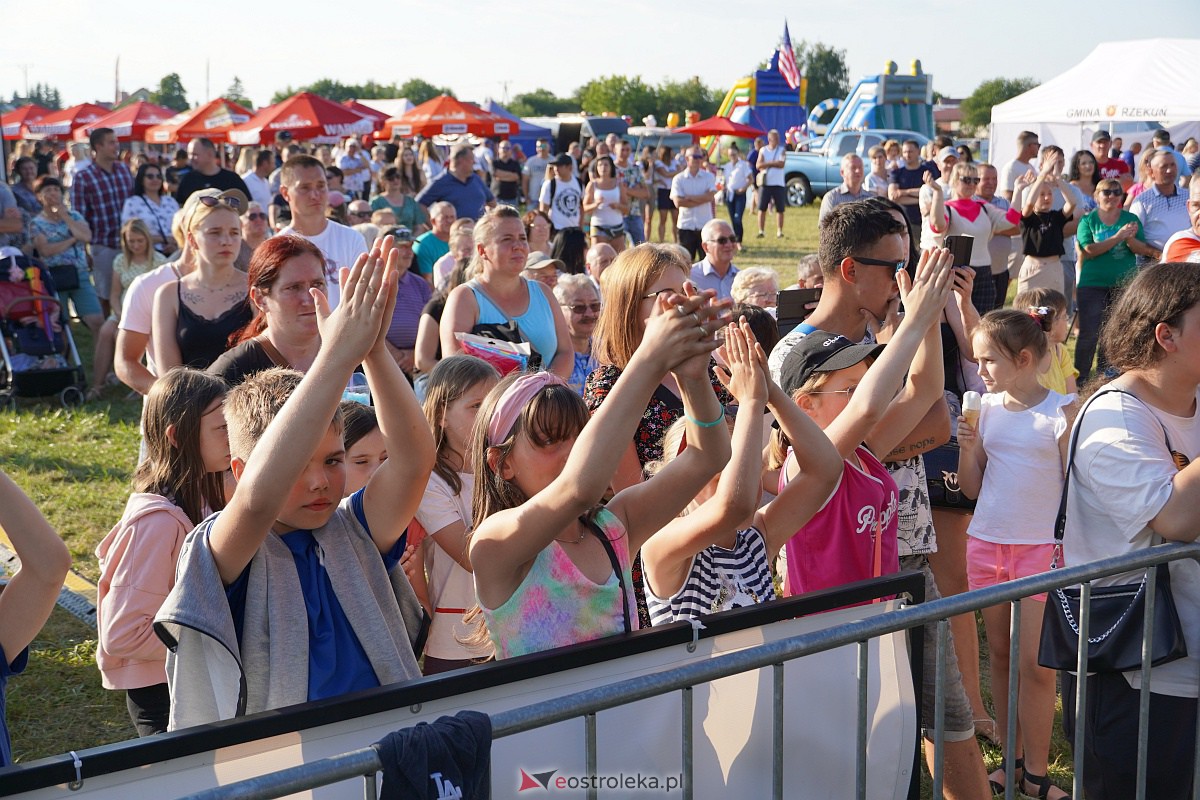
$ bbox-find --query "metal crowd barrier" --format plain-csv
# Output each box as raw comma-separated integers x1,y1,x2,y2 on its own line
177,542,1200,800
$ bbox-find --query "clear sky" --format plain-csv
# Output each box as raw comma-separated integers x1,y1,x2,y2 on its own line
4,0,1193,113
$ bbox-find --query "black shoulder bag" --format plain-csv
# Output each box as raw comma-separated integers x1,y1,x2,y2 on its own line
1037,388,1188,672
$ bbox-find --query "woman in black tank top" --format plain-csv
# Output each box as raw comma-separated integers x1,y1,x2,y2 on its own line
152,190,252,371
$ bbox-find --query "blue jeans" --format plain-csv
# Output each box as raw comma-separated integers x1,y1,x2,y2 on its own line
623,214,645,245
726,191,747,242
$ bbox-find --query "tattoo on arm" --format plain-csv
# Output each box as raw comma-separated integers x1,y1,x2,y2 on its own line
883,436,936,463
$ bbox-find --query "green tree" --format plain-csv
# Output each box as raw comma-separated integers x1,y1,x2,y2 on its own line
960,77,1039,133
224,76,253,109
508,88,576,118
150,73,189,112
655,77,722,124
395,78,453,105
575,75,656,123
11,83,63,110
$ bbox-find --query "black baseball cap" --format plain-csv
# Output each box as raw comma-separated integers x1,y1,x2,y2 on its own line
778,331,885,395
1091,130,1112,143
552,153,573,167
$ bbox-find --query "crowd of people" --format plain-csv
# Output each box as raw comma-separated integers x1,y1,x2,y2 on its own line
2,123,1200,800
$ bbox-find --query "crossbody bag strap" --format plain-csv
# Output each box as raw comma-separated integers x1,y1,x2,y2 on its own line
1056,387,1173,546
580,514,632,635
254,335,291,369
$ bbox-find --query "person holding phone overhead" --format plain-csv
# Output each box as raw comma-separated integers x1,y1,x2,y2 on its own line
927,163,1020,313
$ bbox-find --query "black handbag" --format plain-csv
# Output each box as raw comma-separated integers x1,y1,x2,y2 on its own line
925,438,977,511
46,260,80,292
1037,388,1188,672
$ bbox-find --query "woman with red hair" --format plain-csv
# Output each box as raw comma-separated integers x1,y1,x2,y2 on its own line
206,235,326,386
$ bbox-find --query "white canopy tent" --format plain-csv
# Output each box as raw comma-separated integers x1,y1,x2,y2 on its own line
989,39,1200,169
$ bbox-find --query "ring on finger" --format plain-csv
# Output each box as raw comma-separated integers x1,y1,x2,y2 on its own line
675,304,687,317
697,325,707,340
690,312,700,325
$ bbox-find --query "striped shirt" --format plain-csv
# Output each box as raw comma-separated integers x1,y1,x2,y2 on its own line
646,526,776,626
71,161,133,248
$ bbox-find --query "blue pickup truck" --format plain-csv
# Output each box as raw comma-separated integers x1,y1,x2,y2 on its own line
782,129,931,206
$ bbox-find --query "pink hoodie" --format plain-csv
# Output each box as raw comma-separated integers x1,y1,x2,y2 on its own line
95,494,194,690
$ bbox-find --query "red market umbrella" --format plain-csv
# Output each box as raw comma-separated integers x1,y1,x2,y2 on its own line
379,95,518,139
24,103,109,139
343,100,388,129
75,100,176,142
229,92,374,145
674,116,766,139
2,103,49,140
144,97,255,144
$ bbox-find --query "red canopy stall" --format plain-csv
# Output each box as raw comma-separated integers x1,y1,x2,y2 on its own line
229,92,374,145
144,98,255,144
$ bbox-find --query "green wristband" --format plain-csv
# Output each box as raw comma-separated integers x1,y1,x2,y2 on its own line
685,408,725,428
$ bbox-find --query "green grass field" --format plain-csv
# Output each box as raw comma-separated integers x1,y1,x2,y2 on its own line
1,205,1072,797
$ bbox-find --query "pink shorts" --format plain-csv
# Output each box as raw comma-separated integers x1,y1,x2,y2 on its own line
966,538,1056,603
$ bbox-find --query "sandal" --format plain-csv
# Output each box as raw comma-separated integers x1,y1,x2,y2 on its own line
987,757,1023,797
1021,769,1070,800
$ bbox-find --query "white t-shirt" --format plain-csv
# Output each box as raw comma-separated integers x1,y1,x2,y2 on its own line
538,176,583,230
969,390,1073,545
1064,387,1200,697
119,262,180,378
338,152,370,194
670,169,717,231
523,155,550,205
241,171,273,211
414,471,491,660
999,159,1035,194
758,145,787,187
277,220,368,308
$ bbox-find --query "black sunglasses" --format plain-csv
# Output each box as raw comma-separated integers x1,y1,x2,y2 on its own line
852,255,906,272
1100,189,1123,197
706,236,737,245
246,212,268,221
197,195,242,210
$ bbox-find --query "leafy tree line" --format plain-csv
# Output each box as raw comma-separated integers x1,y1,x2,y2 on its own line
9,55,1035,134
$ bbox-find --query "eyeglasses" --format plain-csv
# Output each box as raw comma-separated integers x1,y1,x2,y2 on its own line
144,173,162,180
706,236,737,245
563,302,602,315
349,211,372,218
806,385,858,398
688,154,705,160
246,212,268,221
197,194,242,211
1100,189,1123,197
642,287,680,300
959,177,981,185
852,255,906,271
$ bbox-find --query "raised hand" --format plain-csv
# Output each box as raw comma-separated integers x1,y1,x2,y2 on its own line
314,235,399,365
899,246,954,328
714,320,767,406
639,286,731,377
950,265,975,306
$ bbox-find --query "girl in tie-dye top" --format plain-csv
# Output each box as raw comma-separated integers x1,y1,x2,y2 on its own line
467,246,734,659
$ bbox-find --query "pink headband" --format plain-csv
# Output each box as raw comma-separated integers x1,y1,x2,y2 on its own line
487,372,567,445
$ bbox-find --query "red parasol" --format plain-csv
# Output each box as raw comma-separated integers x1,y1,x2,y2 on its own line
342,100,388,129
378,95,518,140
674,116,767,139
75,101,176,142
144,98,255,145
2,104,49,141
24,103,109,139
229,92,374,145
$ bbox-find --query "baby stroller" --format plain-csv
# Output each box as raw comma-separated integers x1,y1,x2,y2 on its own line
0,253,87,409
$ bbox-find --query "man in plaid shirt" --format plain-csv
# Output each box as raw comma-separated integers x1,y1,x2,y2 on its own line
71,127,133,317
